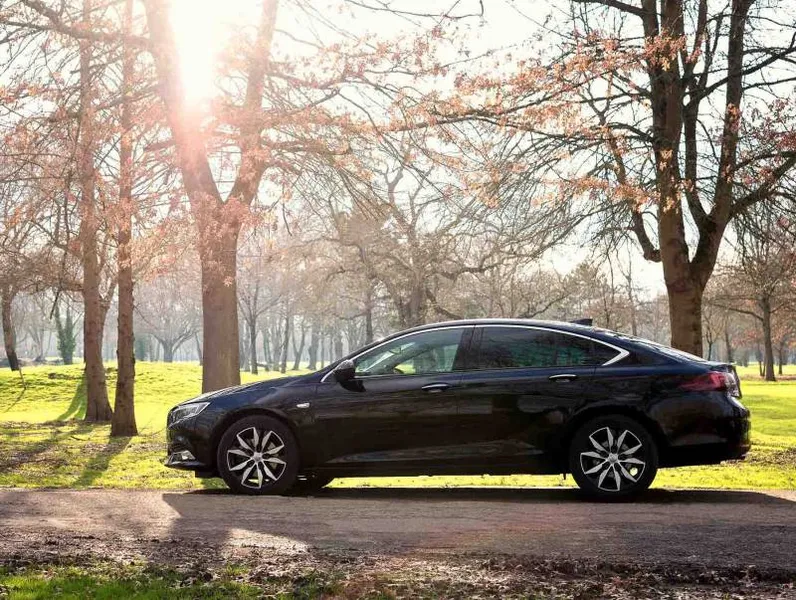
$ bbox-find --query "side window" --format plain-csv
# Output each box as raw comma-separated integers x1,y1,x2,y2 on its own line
476,327,559,369
556,334,618,366
475,327,620,369
354,328,464,377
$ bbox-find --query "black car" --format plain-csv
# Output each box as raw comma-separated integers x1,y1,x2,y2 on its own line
165,319,750,499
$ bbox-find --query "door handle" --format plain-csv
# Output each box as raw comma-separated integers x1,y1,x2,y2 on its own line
549,373,578,382
422,383,451,393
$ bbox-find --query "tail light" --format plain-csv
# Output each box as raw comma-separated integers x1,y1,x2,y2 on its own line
679,371,741,397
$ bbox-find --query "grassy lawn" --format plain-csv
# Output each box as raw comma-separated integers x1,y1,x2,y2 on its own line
0,562,338,599
0,361,793,491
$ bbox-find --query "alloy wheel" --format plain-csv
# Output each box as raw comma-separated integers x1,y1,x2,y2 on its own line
579,426,646,492
225,426,287,490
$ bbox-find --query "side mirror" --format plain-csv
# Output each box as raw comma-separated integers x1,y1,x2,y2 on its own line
332,359,356,383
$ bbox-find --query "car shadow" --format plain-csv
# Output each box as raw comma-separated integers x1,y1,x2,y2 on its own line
177,485,794,505
158,484,796,572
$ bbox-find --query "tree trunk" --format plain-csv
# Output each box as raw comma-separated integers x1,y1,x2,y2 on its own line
334,329,344,361
279,308,291,374
292,322,306,371
761,299,776,382
777,337,787,376
79,0,112,423
239,320,249,370
724,327,734,364
261,323,270,371
111,0,138,438
307,320,319,370
194,332,202,365
199,230,241,390
364,284,375,343
249,318,258,374
1,290,19,371
665,284,703,355
162,342,174,363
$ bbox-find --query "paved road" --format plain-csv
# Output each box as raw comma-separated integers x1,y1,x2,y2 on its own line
1,488,794,570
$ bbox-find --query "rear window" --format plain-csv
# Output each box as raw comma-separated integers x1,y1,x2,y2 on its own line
597,330,707,363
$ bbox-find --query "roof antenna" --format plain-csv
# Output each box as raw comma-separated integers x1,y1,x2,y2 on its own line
571,318,593,326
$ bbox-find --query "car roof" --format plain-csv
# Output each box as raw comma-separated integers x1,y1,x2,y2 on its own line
397,318,603,336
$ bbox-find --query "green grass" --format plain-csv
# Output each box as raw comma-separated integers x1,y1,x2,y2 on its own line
0,361,794,491
0,562,341,599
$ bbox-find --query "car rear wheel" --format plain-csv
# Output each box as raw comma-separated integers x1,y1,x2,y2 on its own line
216,415,299,495
569,414,658,500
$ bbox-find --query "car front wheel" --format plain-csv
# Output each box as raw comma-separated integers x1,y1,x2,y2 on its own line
216,415,299,495
569,415,658,500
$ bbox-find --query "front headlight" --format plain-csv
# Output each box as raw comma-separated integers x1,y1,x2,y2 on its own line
168,402,209,427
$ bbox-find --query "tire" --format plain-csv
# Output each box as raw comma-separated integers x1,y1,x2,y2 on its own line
568,414,658,500
291,473,335,495
216,415,299,495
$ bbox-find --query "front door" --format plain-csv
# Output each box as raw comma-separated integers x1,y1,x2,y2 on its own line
313,326,473,472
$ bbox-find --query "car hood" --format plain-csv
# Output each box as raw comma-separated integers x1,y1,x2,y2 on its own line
174,373,315,407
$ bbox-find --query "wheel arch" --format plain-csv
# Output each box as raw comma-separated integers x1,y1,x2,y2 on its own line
555,405,669,472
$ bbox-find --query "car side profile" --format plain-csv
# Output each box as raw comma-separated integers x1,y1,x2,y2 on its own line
165,319,750,499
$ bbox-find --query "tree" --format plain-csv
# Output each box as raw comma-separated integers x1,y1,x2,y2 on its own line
111,0,138,437
710,205,796,380
54,298,79,365
318,142,577,328
424,0,796,354
137,270,201,363
0,182,41,371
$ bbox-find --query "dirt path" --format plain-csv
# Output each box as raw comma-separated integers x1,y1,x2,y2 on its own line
2,487,795,572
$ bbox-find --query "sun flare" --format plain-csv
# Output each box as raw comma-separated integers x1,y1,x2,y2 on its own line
169,0,226,101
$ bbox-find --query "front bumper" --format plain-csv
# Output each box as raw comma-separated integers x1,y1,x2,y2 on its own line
165,421,214,472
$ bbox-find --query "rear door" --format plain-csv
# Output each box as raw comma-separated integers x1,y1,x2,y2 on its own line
456,325,618,468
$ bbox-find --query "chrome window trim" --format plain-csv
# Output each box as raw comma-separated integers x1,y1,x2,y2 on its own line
319,325,473,383
473,324,630,368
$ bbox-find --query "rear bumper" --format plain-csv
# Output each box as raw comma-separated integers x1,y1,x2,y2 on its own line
663,413,751,467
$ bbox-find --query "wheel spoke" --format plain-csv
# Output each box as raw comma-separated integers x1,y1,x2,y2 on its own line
615,430,628,450
612,465,621,490
618,462,637,482
265,456,286,466
251,427,260,452
230,458,252,471
605,427,614,450
259,430,273,452
620,457,645,466
621,443,642,456
265,444,284,455
597,466,610,487
236,433,252,451
589,434,605,453
255,462,263,488
261,462,277,481
228,448,250,458
584,460,607,475
581,451,605,460
241,463,255,482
